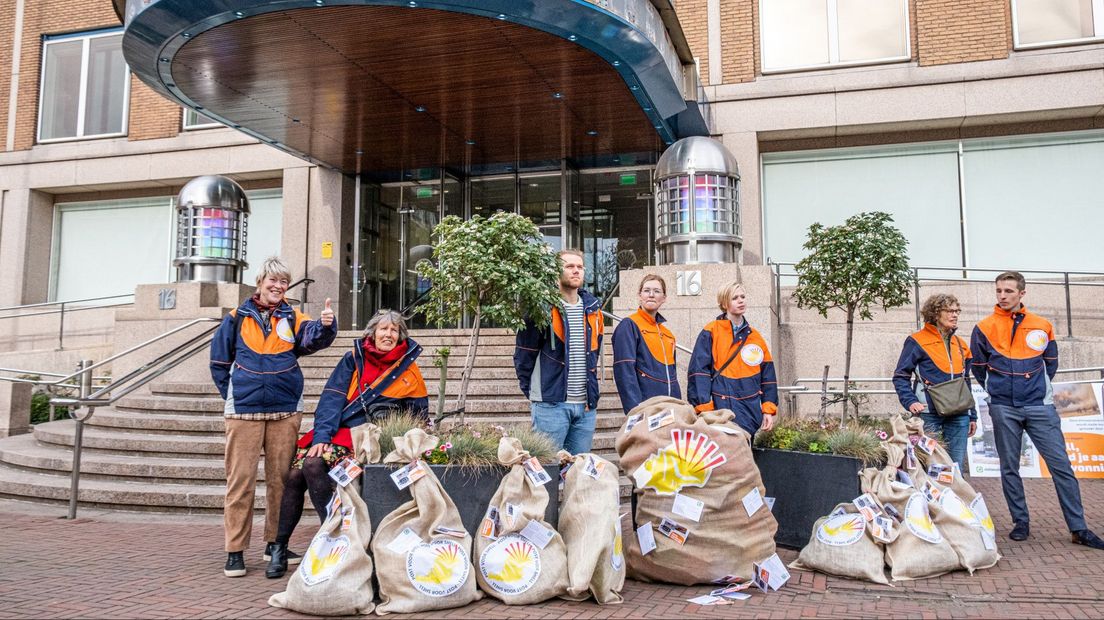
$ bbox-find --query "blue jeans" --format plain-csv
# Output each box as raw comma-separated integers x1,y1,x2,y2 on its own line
530,401,596,455
989,404,1086,532
919,412,971,472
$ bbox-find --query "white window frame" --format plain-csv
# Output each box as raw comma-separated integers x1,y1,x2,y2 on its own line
36,29,130,144
1011,0,1104,50
759,0,912,74
182,107,221,130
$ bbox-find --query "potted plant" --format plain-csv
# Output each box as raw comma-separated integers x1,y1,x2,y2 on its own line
359,414,561,536
753,417,890,548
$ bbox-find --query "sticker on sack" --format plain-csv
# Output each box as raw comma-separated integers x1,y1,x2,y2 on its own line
479,534,542,595
406,540,471,598
611,519,624,570
939,490,981,527
299,534,351,586
632,429,728,496
905,493,944,544
970,494,995,535
816,513,866,546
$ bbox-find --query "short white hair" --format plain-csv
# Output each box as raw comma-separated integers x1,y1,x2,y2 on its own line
254,256,292,286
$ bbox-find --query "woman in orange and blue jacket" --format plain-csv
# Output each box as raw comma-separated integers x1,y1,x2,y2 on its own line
688,281,778,437
613,274,680,413
265,309,427,578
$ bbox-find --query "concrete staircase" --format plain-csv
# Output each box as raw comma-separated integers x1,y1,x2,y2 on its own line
0,329,628,513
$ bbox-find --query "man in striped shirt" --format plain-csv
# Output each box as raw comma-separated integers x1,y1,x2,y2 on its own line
514,249,604,454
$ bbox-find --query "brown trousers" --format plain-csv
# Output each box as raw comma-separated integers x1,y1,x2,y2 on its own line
223,414,302,552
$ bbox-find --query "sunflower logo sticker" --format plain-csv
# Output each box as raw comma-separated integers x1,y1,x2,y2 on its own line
275,317,296,343
939,492,980,527
407,539,470,597
299,534,350,586
740,344,764,367
611,520,624,571
1025,329,1048,352
480,535,541,595
905,494,944,544
970,494,995,535
632,429,728,496
816,513,866,546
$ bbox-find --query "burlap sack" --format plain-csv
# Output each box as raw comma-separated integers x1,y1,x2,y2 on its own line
863,443,960,581
473,437,569,605
371,428,482,615
928,486,1001,573
268,424,381,616
890,416,978,500
557,450,625,604
616,396,778,585
790,502,890,585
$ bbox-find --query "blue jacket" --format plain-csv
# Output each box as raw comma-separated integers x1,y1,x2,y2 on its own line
688,315,778,436
209,298,336,414
312,337,429,445
514,290,604,410
612,308,680,413
971,304,1057,407
892,323,977,420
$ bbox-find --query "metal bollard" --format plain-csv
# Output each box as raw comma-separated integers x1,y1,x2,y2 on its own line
67,359,95,519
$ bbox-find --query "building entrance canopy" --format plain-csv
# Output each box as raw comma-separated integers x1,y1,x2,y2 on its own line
119,0,711,177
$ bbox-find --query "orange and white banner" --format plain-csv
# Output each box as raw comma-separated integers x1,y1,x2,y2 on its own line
967,382,1104,479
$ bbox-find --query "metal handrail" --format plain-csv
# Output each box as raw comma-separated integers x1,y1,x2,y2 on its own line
781,365,1104,399
284,277,315,310
0,293,135,350
769,261,1104,337
0,293,134,313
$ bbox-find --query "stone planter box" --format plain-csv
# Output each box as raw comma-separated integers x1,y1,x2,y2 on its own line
752,448,866,549
360,464,560,537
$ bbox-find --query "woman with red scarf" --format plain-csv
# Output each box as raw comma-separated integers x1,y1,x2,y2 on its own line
265,309,428,578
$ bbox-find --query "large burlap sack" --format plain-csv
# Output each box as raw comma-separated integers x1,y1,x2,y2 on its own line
473,437,569,605
269,424,381,616
616,396,778,585
371,428,482,615
557,450,625,604
863,443,959,581
790,502,890,584
890,416,978,500
928,486,1001,573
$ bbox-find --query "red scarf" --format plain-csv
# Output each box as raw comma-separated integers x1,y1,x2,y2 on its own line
250,293,278,311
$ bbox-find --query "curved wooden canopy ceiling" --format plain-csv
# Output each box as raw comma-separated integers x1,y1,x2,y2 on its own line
167,6,664,175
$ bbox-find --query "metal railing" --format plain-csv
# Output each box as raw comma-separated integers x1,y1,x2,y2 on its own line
768,261,1104,337
0,317,221,518
284,277,315,310
0,294,135,350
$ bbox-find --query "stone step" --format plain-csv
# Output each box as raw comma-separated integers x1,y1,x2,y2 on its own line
0,461,259,513
114,394,627,416
34,420,226,455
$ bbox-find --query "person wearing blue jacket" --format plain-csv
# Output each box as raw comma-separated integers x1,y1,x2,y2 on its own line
613,274,680,414
688,281,777,437
514,249,604,454
892,293,977,471
209,257,336,578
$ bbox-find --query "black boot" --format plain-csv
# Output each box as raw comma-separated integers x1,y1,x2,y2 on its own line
265,543,288,579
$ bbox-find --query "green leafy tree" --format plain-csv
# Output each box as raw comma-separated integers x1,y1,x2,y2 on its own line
416,213,561,421
792,211,912,423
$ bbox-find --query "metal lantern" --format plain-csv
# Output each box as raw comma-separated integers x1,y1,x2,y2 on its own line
654,136,741,264
173,175,250,283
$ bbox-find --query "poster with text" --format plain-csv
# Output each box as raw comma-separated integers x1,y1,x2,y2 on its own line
967,382,1104,479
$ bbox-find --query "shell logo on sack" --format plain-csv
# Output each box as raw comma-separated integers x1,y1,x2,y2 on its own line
632,429,728,496
905,494,944,544
816,513,866,546
611,520,624,570
480,535,541,595
275,317,296,343
740,344,764,367
969,494,995,535
299,534,350,586
1025,329,1048,352
939,491,981,527
407,539,470,597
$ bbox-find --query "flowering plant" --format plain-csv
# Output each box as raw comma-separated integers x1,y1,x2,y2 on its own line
379,414,555,467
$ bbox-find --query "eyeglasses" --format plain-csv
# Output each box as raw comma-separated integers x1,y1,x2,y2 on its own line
942,309,962,315
640,289,665,296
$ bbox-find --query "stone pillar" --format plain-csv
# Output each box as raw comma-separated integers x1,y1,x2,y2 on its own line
0,382,33,438
0,188,53,307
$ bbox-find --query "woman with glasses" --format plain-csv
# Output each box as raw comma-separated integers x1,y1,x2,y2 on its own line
612,274,681,414
892,293,978,470
265,309,428,578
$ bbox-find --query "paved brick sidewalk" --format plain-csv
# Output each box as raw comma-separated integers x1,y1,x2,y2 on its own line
3,477,1104,619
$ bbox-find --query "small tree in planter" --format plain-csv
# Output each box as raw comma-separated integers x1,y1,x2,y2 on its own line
416,213,561,422
792,211,912,424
